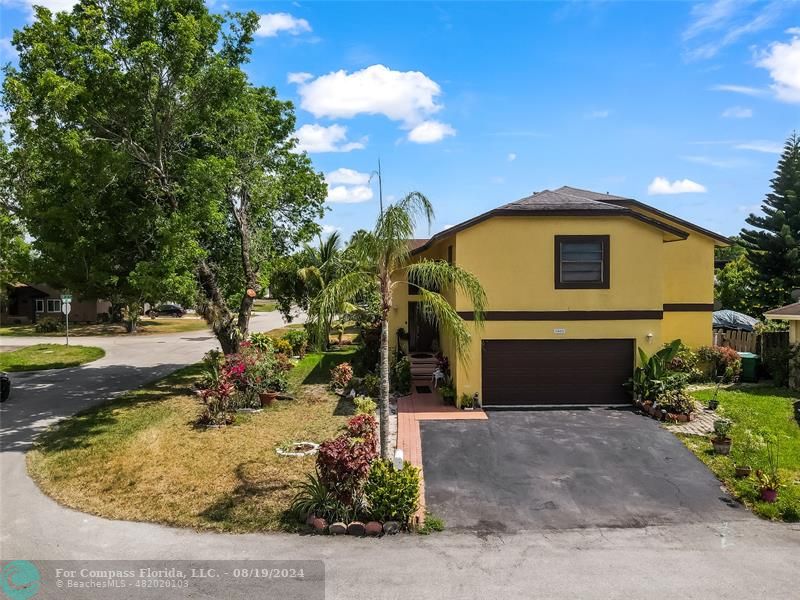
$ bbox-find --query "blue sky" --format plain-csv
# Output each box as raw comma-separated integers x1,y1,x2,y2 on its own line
1,1,799,240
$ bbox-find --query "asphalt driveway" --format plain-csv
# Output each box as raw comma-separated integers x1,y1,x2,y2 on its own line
420,408,752,532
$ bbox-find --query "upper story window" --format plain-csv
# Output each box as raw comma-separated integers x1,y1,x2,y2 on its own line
554,235,610,289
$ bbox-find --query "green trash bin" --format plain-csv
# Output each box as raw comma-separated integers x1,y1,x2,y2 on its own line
737,351,759,383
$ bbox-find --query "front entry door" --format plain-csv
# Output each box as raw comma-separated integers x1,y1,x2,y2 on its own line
408,301,437,352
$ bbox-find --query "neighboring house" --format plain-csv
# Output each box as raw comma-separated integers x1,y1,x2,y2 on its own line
1,283,111,325
390,186,729,408
765,303,800,344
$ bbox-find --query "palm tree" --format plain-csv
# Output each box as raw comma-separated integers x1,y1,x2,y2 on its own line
316,193,487,458
298,232,346,349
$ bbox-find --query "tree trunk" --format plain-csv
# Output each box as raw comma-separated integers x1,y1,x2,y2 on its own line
379,315,391,459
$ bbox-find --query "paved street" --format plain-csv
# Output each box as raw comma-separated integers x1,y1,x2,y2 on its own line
1,314,798,599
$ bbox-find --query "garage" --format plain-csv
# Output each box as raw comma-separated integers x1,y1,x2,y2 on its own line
481,339,634,406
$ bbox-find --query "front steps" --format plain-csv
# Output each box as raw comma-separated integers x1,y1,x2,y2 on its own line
409,353,438,379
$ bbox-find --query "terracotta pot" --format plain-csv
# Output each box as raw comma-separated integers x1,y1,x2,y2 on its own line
734,465,752,479
259,391,278,407
712,437,732,455
760,488,778,503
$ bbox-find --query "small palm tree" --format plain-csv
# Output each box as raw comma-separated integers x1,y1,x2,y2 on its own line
298,232,342,349
316,192,487,457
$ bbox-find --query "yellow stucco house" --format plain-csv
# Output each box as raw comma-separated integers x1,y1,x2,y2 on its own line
389,186,730,408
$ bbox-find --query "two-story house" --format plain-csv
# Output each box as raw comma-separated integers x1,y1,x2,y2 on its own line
389,186,730,408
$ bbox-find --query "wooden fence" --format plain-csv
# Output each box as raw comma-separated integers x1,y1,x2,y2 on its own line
713,329,790,354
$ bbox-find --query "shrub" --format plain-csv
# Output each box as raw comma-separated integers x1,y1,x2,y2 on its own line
197,377,236,426
248,332,273,353
330,362,353,391
364,459,421,524
657,373,697,414
315,415,377,508
273,338,293,356
763,346,791,387
354,396,377,416
362,373,380,397
34,316,64,333
289,474,348,523
626,339,682,400
346,414,377,441
391,356,411,394
283,329,309,356
698,346,742,382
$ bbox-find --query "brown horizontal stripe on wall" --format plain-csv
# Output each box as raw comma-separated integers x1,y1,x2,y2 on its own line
662,303,714,312
457,310,663,321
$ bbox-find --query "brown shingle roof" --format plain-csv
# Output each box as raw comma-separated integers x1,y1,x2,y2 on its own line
408,238,429,251
764,302,800,319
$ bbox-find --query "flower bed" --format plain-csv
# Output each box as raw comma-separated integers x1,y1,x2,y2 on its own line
288,414,422,535
196,335,293,426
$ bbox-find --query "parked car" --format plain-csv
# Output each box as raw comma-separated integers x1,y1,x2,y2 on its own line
1,372,9,402
146,304,185,318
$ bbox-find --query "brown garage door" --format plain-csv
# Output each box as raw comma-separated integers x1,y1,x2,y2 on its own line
482,339,634,406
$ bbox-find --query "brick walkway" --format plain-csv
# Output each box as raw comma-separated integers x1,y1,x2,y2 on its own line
397,380,487,526
664,408,717,436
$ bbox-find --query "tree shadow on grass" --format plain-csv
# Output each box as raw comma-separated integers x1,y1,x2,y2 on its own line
199,460,296,529
2,363,202,453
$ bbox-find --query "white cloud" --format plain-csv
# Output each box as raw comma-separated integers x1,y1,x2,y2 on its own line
490,176,506,184
325,168,370,185
756,34,800,103
0,0,77,15
407,120,456,144
681,155,749,168
585,109,611,119
255,13,311,38
710,83,767,96
326,185,373,204
721,106,752,118
507,152,517,162
734,140,783,153
320,224,341,235
291,64,455,142
294,123,366,153
683,0,786,60
647,177,707,195
287,72,313,84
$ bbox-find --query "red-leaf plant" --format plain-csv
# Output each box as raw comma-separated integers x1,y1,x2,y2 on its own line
316,415,378,506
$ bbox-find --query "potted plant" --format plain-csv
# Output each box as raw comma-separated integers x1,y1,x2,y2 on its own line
734,430,762,478
711,418,732,455
460,393,474,411
756,435,781,503
440,385,456,405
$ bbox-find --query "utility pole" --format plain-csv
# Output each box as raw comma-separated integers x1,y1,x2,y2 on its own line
371,159,384,215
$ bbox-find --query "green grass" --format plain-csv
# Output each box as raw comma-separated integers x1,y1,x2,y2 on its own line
252,299,278,313
0,343,105,372
418,512,445,535
0,318,210,337
288,345,359,387
682,386,800,522
27,353,358,532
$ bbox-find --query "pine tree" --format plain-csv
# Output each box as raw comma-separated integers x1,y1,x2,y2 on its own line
740,132,800,313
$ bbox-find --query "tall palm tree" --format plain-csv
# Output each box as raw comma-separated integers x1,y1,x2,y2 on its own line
316,193,487,457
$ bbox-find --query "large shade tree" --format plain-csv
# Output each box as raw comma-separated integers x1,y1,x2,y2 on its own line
2,0,325,348
740,132,800,314
315,194,487,458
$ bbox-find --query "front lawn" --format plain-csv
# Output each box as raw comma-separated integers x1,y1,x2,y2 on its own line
27,347,359,532
682,386,800,522
252,299,278,312
0,343,105,372
0,318,210,337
